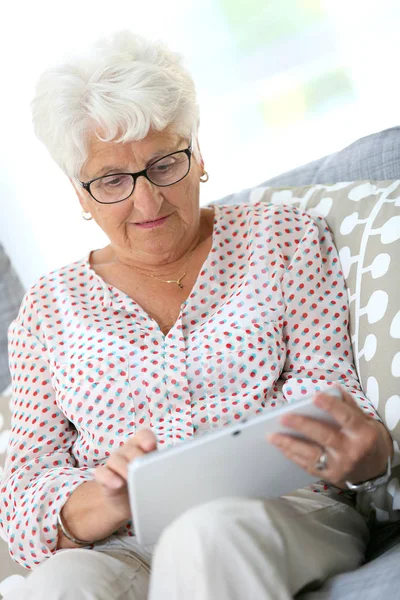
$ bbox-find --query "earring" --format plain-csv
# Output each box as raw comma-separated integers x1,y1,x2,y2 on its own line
200,170,209,183
82,210,93,221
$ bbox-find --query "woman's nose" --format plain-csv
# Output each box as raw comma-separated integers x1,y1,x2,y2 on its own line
132,176,163,218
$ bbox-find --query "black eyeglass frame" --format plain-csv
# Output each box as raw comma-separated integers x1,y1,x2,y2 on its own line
77,141,193,205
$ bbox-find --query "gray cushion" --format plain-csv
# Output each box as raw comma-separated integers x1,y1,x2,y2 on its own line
0,249,25,587
297,526,400,600
0,390,26,584
0,245,24,391
265,126,400,186
213,126,400,205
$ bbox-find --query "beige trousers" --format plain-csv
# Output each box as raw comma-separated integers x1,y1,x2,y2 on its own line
9,489,369,600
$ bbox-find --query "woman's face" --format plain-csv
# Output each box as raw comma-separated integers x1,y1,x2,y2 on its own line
75,128,203,266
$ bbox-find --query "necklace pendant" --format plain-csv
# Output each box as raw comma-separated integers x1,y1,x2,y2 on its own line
176,273,186,289
138,268,187,289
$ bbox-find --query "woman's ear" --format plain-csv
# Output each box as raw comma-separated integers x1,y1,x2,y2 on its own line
69,178,90,212
193,137,205,171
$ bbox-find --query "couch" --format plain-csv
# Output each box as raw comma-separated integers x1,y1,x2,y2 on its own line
1,127,399,598
215,125,400,599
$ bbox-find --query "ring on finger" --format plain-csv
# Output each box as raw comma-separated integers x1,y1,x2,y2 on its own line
315,450,329,471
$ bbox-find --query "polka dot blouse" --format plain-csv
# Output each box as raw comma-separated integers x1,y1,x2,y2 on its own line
0,203,378,569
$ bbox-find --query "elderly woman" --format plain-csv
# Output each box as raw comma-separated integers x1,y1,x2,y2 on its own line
0,31,394,600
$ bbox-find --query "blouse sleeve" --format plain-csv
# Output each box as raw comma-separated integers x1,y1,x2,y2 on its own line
279,209,379,419
0,304,94,569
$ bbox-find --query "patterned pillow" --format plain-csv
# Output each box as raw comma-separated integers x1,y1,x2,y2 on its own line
250,180,400,518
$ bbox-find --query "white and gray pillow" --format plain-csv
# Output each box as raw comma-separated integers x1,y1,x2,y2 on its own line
250,180,400,519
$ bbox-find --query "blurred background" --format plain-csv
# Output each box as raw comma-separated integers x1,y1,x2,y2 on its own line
0,0,399,288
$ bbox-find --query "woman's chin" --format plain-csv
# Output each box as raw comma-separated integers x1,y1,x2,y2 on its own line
127,233,184,263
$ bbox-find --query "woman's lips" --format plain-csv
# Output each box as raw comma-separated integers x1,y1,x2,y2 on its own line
133,215,170,229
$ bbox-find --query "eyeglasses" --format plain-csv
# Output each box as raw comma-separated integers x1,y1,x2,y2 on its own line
78,141,192,204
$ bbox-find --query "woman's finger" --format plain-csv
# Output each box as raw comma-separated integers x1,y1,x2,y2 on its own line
95,464,126,490
313,391,366,433
95,429,157,491
132,428,157,452
268,433,329,476
106,444,146,480
279,413,344,450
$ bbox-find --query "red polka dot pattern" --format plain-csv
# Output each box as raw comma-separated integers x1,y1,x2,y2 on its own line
0,203,377,569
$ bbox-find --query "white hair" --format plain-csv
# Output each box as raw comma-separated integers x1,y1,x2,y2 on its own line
31,30,200,179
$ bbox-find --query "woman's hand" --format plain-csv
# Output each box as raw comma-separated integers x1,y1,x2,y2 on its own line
269,386,393,488
94,429,157,520
57,430,157,549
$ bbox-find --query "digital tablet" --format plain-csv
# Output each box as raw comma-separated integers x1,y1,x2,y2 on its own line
128,394,338,545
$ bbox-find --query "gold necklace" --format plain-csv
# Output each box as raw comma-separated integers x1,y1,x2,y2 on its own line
126,249,196,289
145,270,187,289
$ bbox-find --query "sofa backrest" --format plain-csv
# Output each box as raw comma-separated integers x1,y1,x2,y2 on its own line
213,126,400,205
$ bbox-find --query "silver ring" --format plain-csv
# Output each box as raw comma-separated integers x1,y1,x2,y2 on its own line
315,451,328,471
